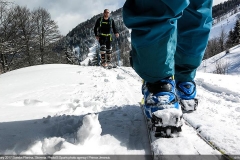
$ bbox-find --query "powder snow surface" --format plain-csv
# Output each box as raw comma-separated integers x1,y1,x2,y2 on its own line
0,63,240,156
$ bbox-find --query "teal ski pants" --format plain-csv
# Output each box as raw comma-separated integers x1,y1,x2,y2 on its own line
123,0,213,83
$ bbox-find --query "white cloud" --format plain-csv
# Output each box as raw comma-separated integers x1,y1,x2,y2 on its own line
7,0,125,35
213,0,225,6
7,0,226,35
55,14,85,35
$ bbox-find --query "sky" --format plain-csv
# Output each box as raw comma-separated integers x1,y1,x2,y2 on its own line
7,0,226,35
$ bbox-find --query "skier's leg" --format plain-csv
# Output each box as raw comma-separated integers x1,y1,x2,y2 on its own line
175,0,213,111
106,36,112,64
123,0,189,136
99,36,107,67
123,0,189,83
175,0,213,82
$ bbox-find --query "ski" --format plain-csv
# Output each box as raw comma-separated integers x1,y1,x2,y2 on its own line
183,115,232,160
180,99,232,159
101,63,118,69
139,98,228,160
106,65,117,69
139,100,155,160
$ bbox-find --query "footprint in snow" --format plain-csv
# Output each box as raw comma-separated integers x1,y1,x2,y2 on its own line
235,107,240,112
24,99,45,106
117,74,125,80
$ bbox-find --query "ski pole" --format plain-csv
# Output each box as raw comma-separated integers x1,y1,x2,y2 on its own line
116,38,120,67
97,41,100,66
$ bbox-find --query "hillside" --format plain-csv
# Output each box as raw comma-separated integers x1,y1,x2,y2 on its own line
59,8,130,65
210,11,240,40
52,2,240,66
198,44,240,74
72,6,240,66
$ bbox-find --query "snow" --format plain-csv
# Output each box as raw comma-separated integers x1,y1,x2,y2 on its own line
183,72,240,155
0,65,150,155
153,108,182,127
1,63,240,157
198,44,240,75
81,42,98,66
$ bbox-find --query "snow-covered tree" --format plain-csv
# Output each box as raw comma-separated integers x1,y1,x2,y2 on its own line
13,6,36,66
0,1,17,72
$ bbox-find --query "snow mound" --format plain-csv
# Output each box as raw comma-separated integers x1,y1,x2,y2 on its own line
20,114,144,155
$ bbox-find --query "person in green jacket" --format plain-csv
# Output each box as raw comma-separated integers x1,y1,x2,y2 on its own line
94,9,119,67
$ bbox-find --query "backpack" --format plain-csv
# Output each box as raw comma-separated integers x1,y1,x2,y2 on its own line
99,17,112,29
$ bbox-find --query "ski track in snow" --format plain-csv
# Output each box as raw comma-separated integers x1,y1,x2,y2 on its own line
0,65,240,158
183,75,240,155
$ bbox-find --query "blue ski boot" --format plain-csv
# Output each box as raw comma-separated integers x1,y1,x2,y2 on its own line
142,77,183,137
176,81,198,112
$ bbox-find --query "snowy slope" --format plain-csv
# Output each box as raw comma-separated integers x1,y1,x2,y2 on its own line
81,42,99,66
0,65,148,155
210,12,240,40
198,44,240,75
0,64,240,157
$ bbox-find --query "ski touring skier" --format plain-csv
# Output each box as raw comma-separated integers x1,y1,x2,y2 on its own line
94,9,119,68
123,0,213,137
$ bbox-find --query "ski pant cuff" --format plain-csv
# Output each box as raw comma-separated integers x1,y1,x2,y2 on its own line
174,52,203,82
130,35,176,83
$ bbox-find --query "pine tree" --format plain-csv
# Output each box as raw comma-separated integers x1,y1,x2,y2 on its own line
233,20,240,45
226,30,234,49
